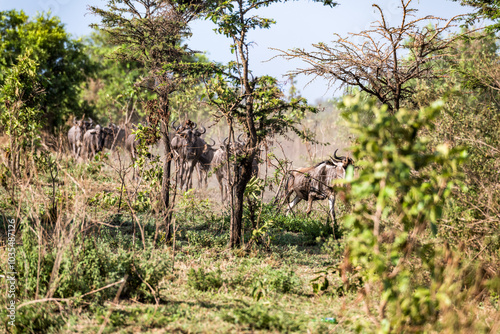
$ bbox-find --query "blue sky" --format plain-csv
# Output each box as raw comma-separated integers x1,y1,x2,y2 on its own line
1,0,474,102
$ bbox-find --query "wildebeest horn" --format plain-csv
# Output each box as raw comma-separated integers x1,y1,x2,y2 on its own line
192,122,197,129
333,149,344,161
223,137,228,146
171,120,179,131
237,133,244,143
198,125,206,134
208,138,215,146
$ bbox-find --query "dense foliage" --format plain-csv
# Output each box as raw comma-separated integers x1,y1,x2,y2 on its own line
0,10,94,130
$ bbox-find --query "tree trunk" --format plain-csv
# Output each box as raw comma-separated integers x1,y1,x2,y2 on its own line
161,123,172,242
159,96,173,242
229,157,254,248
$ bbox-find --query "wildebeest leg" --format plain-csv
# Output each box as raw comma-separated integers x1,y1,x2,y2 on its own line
216,173,224,201
202,168,208,189
286,196,301,216
184,160,195,191
189,161,197,190
197,164,203,189
179,161,188,189
306,195,314,215
174,158,181,187
329,195,337,238
129,151,136,180
76,142,81,159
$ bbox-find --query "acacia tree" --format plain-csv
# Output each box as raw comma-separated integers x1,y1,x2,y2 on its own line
452,0,500,31
89,0,208,241
277,0,481,112
204,0,336,247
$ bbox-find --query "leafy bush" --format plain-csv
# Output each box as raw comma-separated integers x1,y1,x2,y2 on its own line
186,230,227,248
266,268,302,294
339,95,496,332
256,205,334,243
56,235,170,303
2,305,65,334
321,235,346,259
187,267,225,292
223,303,304,332
15,226,170,306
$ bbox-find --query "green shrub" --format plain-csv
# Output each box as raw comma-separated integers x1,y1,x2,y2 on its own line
2,305,65,334
187,267,225,292
56,236,170,303
321,235,346,259
249,266,302,300
185,230,227,248
223,303,304,332
339,96,491,332
16,227,55,299
15,227,170,306
266,268,302,294
257,205,334,243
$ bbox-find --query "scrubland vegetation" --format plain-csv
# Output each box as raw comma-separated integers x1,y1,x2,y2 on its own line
1,0,500,333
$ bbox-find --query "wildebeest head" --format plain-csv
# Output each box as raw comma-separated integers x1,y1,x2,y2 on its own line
176,128,198,159
221,134,245,155
103,123,126,149
330,149,354,169
84,118,93,130
171,119,199,134
89,125,112,151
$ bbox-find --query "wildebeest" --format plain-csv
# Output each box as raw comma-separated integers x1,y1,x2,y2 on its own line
211,135,259,201
103,123,126,150
68,117,93,158
281,149,354,226
82,125,112,161
125,133,139,161
196,138,216,189
171,120,207,190
124,132,154,179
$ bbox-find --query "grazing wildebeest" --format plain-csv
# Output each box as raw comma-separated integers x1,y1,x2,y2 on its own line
211,135,259,201
82,125,112,161
282,149,354,226
171,121,207,190
103,123,126,150
68,117,93,158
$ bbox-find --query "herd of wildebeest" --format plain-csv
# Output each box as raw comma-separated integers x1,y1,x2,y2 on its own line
67,116,354,220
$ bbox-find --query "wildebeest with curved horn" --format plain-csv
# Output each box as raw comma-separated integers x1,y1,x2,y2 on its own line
281,149,354,228
68,116,93,159
171,121,207,190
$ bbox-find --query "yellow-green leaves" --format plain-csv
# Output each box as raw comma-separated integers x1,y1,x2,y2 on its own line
341,95,467,332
